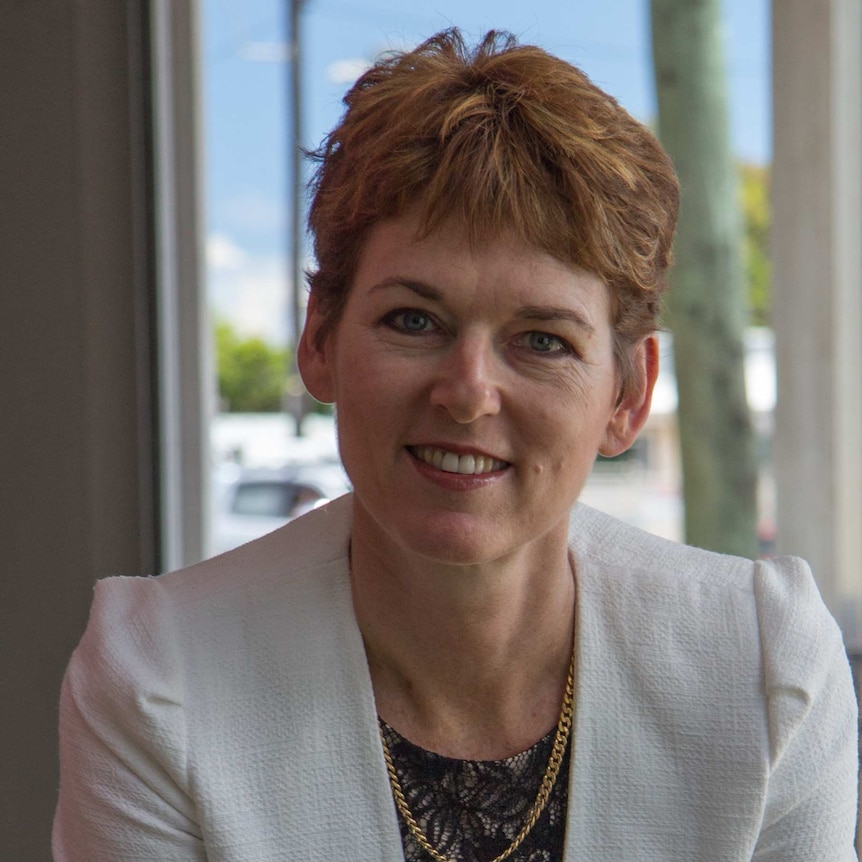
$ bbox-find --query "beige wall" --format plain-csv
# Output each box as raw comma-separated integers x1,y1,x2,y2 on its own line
0,3,157,858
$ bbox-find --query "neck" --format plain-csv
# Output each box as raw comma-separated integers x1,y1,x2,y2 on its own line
349,502,576,760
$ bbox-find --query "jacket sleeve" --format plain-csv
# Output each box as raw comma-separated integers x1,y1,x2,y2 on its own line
752,556,859,861
53,576,207,861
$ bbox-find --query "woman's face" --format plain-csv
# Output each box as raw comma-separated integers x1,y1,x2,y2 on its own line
300,213,656,567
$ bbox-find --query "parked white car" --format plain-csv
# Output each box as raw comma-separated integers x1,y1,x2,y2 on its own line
210,460,350,555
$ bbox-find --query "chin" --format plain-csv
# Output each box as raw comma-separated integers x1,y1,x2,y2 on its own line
370,506,509,567
400,511,561,569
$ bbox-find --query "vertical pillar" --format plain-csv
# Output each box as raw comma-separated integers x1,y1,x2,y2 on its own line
772,0,862,648
0,3,157,859
152,0,211,570
0,2,209,857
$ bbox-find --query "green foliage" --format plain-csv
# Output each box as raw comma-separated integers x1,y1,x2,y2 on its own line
738,162,771,326
215,320,290,412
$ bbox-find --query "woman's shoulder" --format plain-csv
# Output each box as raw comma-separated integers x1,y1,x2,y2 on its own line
63,492,358,747
570,502,756,590
95,491,353,612
571,504,856,786
570,502,849,693
74,493,355,691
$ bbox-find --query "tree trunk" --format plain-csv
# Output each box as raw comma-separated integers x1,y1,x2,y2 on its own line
650,0,759,557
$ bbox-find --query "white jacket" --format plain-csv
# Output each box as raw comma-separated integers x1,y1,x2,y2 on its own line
53,494,859,860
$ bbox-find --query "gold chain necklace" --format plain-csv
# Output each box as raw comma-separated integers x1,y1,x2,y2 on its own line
378,645,576,862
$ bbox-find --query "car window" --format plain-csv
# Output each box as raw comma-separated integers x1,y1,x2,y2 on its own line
231,481,302,518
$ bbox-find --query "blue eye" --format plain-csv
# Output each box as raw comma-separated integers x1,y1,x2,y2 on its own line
385,309,434,333
525,331,569,353
401,310,430,331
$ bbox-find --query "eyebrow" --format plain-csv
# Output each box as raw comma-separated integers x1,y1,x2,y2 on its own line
516,305,596,336
370,278,597,335
369,278,442,301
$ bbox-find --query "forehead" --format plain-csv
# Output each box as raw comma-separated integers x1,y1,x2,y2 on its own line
351,213,611,320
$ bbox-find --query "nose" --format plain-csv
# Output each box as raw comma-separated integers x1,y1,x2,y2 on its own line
429,335,502,423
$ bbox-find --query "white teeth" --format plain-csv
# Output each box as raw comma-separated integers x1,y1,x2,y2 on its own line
458,454,476,475
441,451,460,473
412,447,505,475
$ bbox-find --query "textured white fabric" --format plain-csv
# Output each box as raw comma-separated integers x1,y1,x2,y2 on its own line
53,494,859,861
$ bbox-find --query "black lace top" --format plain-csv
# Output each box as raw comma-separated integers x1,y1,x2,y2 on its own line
380,721,570,862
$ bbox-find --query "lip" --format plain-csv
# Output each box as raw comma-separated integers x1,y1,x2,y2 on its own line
405,444,510,488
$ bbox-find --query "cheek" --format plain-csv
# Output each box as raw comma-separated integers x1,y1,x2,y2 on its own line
332,362,401,450
518,392,615,473
537,356,614,406
528,368,613,425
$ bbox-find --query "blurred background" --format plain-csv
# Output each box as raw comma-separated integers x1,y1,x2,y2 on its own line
2,1,860,857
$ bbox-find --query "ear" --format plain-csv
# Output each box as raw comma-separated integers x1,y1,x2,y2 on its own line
599,334,659,457
297,294,337,404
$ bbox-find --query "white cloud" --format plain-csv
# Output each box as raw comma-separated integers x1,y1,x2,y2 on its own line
207,233,247,271
206,234,299,344
326,57,372,85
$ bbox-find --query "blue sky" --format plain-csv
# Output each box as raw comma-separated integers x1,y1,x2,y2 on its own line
202,0,770,342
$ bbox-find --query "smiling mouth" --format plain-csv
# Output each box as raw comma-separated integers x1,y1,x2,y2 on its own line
409,446,509,475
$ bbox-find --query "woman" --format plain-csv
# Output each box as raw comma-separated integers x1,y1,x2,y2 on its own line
54,30,858,861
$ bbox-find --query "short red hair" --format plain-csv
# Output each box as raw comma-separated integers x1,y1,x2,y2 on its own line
307,29,679,393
